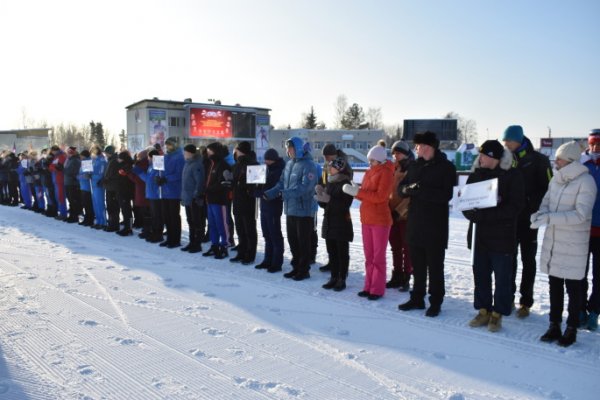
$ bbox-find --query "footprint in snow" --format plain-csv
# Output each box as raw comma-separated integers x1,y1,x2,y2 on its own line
135,299,148,304
252,327,268,334
98,257,107,261
77,365,95,375
78,320,98,327
433,352,448,360
234,377,303,397
337,329,350,336
130,276,141,281
214,283,241,288
201,327,226,337
105,265,115,269
112,337,141,346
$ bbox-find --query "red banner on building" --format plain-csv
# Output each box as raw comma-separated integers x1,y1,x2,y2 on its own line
189,108,232,138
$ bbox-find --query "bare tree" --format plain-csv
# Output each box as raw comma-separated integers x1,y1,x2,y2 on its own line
383,124,403,142
366,107,383,129
333,94,348,129
444,112,478,143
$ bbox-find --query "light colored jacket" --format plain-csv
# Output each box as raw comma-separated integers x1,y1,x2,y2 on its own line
532,161,597,280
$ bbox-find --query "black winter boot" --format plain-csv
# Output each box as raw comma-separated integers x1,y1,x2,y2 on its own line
187,243,202,254
558,326,577,347
322,276,338,290
540,322,562,343
333,278,346,292
398,298,426,311
214,245,228,259
202,245,217,257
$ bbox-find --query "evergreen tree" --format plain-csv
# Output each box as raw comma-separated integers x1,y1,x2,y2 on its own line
341,103,365,129
303,106,317,129
119,129,127,150
90,120,106,148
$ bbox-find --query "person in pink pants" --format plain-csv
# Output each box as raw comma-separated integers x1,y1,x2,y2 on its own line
343,144,394,300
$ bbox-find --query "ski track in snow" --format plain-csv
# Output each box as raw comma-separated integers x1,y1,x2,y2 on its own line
0,206,599,399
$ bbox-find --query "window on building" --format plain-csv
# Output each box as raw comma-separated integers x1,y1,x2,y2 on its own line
344,142,351,149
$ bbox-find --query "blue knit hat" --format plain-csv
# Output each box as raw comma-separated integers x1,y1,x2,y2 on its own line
502,125,524,143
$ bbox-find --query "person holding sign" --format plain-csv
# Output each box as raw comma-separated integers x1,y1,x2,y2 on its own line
230,141,259,265
398,131,456,317
78,149,95,227
532,141,596,347
462,140,525,332
254,149,285,273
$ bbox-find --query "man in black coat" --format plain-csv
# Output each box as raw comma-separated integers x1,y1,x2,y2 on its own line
398,131,456,317
64,147,82,223
463,140,525,332
254,148,285,273
102,145,121,232
230,141,259,265
502,125,552,318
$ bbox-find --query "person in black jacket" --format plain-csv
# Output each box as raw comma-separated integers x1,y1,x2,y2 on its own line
64,147,82,223
116,151,135,236
502,125,552,318
202,142,232,259
254,149,285,273
398,131,456,317
40,150,57,217
102,145,121,232
463,140,525,332
230,141,259,265
315,156,354,291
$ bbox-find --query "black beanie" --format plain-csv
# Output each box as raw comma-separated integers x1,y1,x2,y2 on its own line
479,140,504,160
322,143,337,156
413,131,439,149
236,141,252,155
264,148,279,161
184,144,197,154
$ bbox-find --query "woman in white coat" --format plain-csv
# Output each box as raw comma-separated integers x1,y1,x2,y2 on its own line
530,140,597,347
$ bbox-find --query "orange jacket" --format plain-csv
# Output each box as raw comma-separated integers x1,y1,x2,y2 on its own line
356,160,394,226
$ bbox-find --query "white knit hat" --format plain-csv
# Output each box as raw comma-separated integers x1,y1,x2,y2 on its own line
367,145,387,163
555,140,584,163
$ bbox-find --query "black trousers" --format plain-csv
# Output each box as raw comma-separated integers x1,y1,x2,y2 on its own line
287,216,314,275
326,238,349,279
185,202,206,245
549,275,581,328
66,185,82,220
117,194,133,229
106,190,120,229
409,243,446,307
161,199,181,245
512,224,539,307
583,236,600,313
234,209,257,262
149,199,163,239
80,190,95,224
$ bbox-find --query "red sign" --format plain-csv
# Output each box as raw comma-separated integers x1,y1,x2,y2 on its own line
189,108,232,138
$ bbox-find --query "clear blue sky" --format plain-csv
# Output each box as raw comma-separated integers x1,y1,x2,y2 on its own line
0,0,598,145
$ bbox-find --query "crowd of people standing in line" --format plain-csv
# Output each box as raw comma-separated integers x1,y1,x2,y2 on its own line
1,126,599,348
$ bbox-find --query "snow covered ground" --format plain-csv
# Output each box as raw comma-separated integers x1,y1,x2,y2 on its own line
0,205,598,400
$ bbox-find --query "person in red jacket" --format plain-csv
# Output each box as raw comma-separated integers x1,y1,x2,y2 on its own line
125,150,151,239
48,145,68,219
343,145,394,300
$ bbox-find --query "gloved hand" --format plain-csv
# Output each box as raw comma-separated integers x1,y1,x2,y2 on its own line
83,173,92,180
54,163,64,171
223,170,233,181
315,184,325,196
463,208,482,223
315,191,331,203
97,178,104,187
194,196,204,207
400,182,420,196
342,182,359,197
530,212,549,229
154,176,167,186
391,210,400,221
118,169,127,176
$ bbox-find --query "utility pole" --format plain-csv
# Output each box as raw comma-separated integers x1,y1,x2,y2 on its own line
548,126,552,138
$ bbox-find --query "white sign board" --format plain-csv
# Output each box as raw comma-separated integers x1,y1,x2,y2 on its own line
81,159,93,173
20,160,28,169
153,155,165,171
247,164,267,184
452,178,498,212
